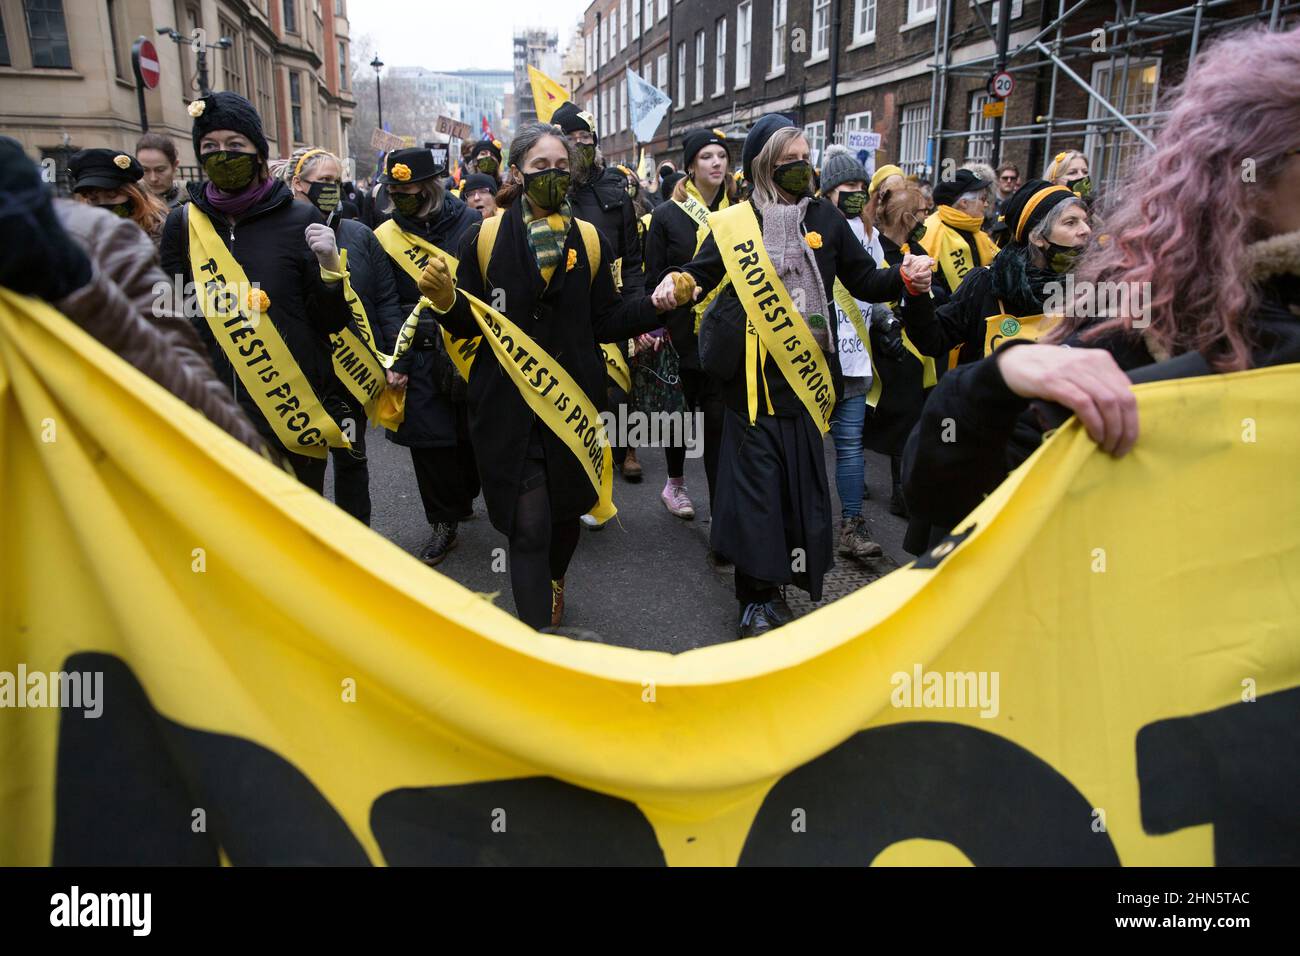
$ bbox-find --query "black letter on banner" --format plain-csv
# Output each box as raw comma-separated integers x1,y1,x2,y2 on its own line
738,723,1120,865
1137,687,1300,865
371,781,665,865
52,653,369,865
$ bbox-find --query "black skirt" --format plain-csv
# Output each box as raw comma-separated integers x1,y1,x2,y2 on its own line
710,407,835,601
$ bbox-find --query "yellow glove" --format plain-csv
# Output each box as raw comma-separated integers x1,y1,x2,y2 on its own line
418,257,456,313
672,271,697,307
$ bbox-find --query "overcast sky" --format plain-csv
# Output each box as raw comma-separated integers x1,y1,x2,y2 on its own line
349,0,589,73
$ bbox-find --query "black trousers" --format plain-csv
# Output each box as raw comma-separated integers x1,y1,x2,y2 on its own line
327,391,371,525
285,450,327,493
410,441,479,524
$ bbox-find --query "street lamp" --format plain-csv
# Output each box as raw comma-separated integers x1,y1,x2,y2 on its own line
370,55,385,131
156,26,231,98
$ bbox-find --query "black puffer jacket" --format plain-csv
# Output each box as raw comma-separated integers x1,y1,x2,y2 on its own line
374,194,481,448
159,179,353,450
570,164,644,297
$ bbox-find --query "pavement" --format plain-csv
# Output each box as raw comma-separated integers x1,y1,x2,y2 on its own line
327,424,910,652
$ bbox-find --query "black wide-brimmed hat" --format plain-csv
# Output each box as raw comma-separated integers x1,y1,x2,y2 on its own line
68,148,143,192
378,146,448,185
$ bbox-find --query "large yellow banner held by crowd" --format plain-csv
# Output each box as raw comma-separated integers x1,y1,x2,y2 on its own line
1,287,1297,866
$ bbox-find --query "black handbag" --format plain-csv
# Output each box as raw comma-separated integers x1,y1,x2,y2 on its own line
697,291,746,384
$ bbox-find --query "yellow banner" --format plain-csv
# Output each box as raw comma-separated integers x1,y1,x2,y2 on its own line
709,202,836,432
187,206,347,458
374,220,479,380
3,285,1299,866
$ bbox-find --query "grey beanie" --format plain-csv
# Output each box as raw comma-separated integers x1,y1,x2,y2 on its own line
819,143,869,195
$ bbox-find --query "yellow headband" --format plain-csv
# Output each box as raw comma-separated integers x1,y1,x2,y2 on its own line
294,148,327,178
1016,185,1074,242
869,164,904,197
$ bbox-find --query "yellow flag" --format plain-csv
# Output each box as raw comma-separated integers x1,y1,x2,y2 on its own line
3,284,1299,866
528,65,569,124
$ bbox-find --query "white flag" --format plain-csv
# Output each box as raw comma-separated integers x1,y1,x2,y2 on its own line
626,67,671,143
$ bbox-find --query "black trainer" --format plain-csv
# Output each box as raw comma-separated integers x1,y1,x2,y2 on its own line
767,596,795,626
420,522,458,566
889,486,909,518
739,601,780,639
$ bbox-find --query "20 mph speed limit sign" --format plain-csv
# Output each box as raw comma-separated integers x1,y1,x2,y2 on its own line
989,71,1014,100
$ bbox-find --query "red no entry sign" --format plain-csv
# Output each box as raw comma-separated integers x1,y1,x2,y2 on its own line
134,39,160,89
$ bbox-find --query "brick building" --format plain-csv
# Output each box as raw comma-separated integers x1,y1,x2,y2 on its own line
566,0,1293,192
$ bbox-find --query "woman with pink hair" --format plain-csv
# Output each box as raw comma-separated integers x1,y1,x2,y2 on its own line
901,24,1300,546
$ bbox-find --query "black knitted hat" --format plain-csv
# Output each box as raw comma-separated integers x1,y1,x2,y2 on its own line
189,91,269,159
742,113,796,181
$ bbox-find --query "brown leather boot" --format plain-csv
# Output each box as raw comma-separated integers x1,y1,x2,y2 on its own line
621,448,642,482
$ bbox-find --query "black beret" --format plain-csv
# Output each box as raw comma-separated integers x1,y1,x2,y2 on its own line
551,101,597,144
659,170,686,201
999,178,1079,244
461,173,498,196
933,168,992,208
683,128,729,171
471,138,503,163
69,148,144,192
742,113,796,181
189,91,269,159
378,146,449,185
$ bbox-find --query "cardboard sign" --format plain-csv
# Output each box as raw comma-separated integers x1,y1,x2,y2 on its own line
435,115,472,141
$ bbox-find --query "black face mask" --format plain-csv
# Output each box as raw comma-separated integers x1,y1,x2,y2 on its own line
906,221,927,249
1044,240,1083,274
476,156,499,176
202,150,259,191
95,199,134,219
391,191,424,218
523,167,571,212
773,160,813,196
837,190,866,217
575,143,596,170
307,181,341,215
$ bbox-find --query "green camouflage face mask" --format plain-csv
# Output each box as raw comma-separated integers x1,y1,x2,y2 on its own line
202,150,259,191
392,191,424,217
524,167,571,212
837,190,867,217
96,199,134,218
576,143,596,169
476,156,499,176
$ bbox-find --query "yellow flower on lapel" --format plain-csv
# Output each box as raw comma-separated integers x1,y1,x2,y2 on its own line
247,288,271,313
391,163,411,182
805,231,823,250
566,248,578,272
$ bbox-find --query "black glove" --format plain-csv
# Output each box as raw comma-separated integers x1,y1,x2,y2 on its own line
0,136,93,301
874,321,908,362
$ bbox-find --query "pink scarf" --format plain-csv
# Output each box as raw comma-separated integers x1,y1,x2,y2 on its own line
204,177,277,219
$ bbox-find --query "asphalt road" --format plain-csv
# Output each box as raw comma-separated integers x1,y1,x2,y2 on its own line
327,424,910,651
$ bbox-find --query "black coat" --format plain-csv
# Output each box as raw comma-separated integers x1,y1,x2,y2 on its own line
570,165,644,297
159,180,353,452
900,271,1300,550
435,201,665,534
914,257,1050,368
644,189,727,370
374,196,481,448
676,197,911,420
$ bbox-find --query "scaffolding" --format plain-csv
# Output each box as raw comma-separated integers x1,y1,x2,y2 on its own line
924,0,1297,188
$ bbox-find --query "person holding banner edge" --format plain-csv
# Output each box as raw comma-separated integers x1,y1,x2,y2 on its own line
159,91,355,492
415,123,681,631
652,114,934,638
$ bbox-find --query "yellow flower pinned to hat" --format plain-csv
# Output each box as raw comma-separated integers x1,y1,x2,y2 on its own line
188,99,206,118
805,231,823,250
391,162,412,182
566,248,578,272
247,287,271,313
113,154,132,169
712,128,727,139
492,139,502,149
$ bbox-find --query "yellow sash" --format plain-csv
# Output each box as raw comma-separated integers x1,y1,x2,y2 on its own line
675,181,732,331
603,344,631,393
375,219,479,380
709,202,836,433
424,287,616,521
830,279,881,408
186,205,347,458
919,207,999,294
880,254,938,389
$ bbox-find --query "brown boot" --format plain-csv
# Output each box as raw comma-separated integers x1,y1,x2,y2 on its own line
621,448,642,482
839,515,884,560
550,578,566,627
